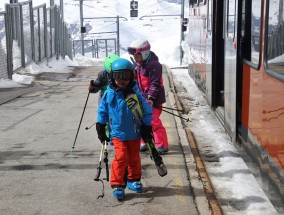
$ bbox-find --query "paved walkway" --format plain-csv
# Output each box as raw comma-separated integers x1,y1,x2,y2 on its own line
0,66,211,215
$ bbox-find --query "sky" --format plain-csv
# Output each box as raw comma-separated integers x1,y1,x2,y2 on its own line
0,0,281,214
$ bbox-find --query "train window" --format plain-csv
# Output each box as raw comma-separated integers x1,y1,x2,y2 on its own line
242,0,261,65
266,0,284,78
250,0,261,65
226,0,237,38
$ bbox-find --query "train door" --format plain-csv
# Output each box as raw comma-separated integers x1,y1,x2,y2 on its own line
211,1,225,114
237,0,262,141
221,0,239,141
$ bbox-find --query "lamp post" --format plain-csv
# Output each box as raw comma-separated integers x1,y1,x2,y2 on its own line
180,0,184,65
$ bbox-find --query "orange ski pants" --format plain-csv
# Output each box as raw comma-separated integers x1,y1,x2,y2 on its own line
110,138,141,187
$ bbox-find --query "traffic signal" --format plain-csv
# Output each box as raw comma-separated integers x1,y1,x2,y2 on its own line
182,18,188,32
130,10,138,17
81,27,86,33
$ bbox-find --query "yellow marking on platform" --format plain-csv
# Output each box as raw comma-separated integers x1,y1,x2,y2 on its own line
186,128,223,215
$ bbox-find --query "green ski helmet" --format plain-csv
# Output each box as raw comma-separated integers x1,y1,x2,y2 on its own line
103,54,120,73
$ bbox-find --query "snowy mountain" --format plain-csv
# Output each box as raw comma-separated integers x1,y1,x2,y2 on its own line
0,0,188,66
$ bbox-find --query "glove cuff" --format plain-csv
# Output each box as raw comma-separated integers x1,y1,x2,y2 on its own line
147,95,155,102
96,122,106,132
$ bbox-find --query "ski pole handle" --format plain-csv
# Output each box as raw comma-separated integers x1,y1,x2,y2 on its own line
94,144,104,181
103,141,109,181
94,164,102,181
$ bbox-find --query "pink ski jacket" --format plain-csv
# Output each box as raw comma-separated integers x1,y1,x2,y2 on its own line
134,51,166,106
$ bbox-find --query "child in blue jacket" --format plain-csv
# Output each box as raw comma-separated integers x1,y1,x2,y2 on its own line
96,58,153,200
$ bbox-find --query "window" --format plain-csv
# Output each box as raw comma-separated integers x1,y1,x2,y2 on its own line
226,0,237,37
242,0,262,65
266,0,284,77
250,0,261,65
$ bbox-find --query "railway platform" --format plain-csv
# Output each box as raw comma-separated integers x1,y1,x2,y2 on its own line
0,64,279,215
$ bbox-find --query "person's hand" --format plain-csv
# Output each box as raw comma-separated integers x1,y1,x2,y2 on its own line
96,122,110,143
88,80,95,92
147,95,155,106
146,99,153,106
88,84,94,92
140,125,153,142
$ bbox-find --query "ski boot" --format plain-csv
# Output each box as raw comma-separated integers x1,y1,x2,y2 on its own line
113,187,125,200
127,181,143,193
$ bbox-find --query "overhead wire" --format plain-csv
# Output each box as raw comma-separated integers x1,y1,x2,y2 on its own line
73,1,183,42
91,5,181,36
87,0,181,31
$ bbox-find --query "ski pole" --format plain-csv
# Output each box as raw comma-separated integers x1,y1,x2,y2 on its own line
130,56,135,63
71,91,90,152
94,144,104,198
94,144,104,181
159,107,190,122
103,141,109,181
155,105,189,114
85,122,96,130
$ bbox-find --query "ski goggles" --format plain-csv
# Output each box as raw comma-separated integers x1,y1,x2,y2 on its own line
127,45,150,55
112,70,132,81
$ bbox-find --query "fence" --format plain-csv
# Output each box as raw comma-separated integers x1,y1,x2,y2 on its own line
0,0,72,80
72,38,117,59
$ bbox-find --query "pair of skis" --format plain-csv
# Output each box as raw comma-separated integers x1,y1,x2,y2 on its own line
145,139,167,177
125,92,167,177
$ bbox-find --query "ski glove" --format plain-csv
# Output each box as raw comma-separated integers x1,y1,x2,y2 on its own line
96,122,110,143
89,80,100,93
140,125,153,142
147,95,155,106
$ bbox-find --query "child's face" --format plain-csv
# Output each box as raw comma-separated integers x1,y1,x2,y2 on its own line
133,53,143,64
112,70,132,89
115,79,130,89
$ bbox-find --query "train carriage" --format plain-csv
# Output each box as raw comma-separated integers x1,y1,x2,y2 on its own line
187,0,284,203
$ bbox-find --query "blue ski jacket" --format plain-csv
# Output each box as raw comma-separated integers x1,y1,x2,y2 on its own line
97,81,152,141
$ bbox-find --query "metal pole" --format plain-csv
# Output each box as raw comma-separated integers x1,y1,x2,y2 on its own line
43,4,47,59
116,16,120,56
105,39,108,57
19,4,25,67
60,0,64,20
80,0,84,56
29,1,35,61
37,8,41,61
5,4,13,79
180,0,184,65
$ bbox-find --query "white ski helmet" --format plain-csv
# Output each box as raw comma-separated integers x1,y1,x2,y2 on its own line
128,39,151,60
